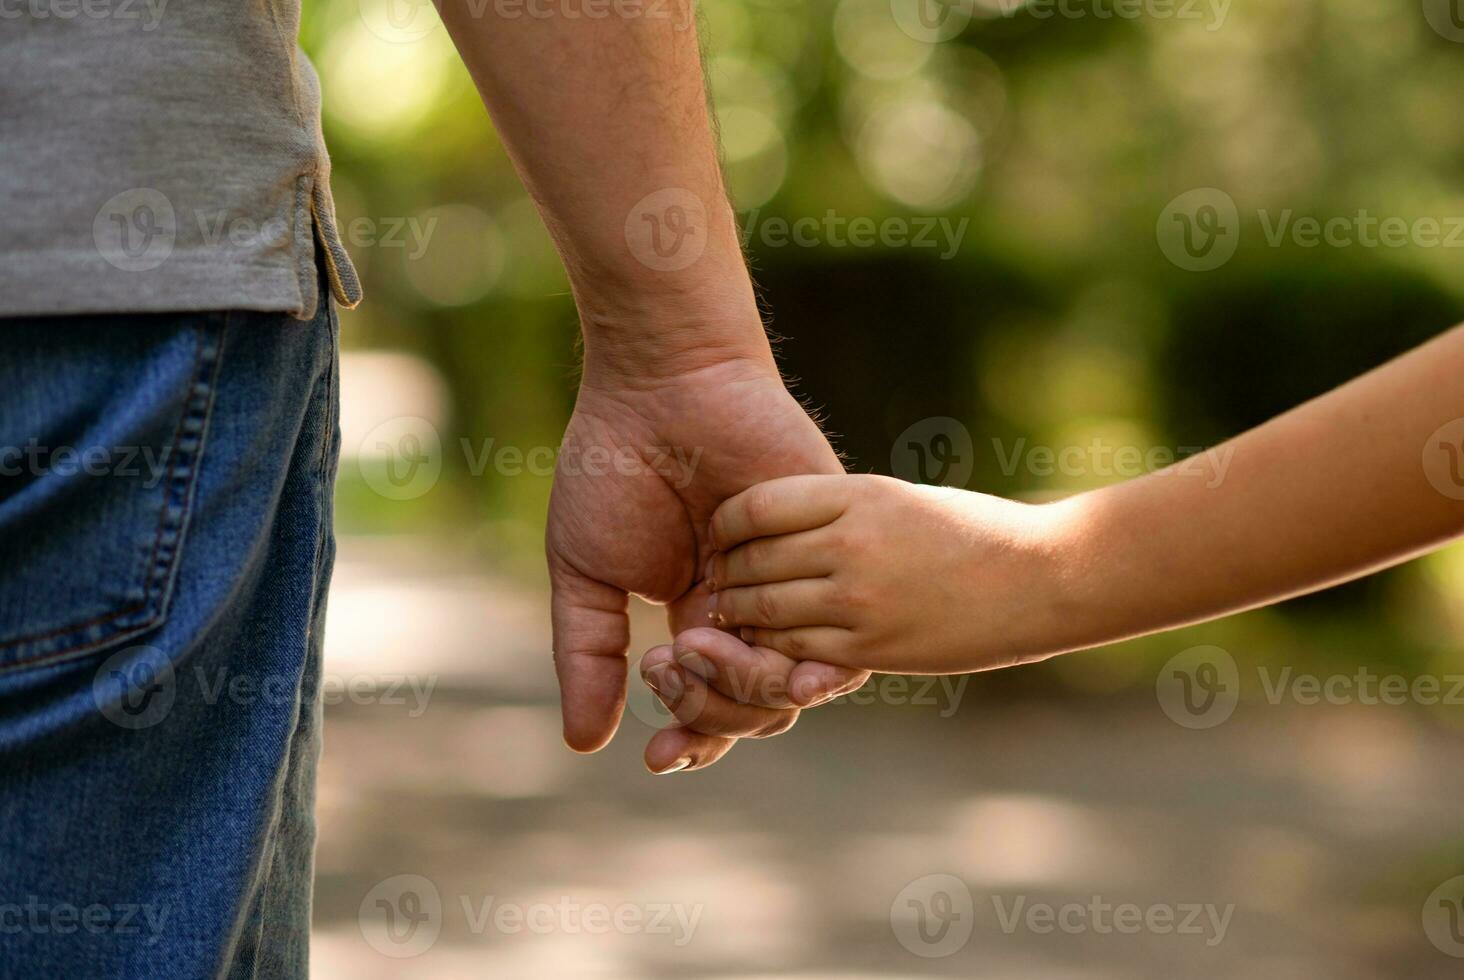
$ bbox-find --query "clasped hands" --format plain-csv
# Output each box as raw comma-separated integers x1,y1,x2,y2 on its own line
545,348,870,774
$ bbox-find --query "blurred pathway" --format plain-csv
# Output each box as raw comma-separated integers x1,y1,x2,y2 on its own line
310,536,1464,979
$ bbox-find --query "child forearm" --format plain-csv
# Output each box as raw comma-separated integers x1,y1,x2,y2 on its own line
1051,323,1464,649
694,325,1464,676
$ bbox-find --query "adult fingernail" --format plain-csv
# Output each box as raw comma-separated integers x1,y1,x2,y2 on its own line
703,555,717,591
654,757,692,775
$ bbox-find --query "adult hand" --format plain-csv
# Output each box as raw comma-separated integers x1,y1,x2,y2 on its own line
547,349,870,772
435,0,864,771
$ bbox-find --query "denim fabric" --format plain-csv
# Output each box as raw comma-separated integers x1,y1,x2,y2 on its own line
0,296,338,978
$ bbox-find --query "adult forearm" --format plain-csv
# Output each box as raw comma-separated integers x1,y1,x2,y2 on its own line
435,0,770,375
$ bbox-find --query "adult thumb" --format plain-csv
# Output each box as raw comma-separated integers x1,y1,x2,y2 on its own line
549,557,631,753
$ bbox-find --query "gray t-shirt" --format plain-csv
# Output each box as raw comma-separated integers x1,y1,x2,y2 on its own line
0,0,361,318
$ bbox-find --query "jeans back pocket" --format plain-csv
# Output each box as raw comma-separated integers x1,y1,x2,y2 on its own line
0,314,225,672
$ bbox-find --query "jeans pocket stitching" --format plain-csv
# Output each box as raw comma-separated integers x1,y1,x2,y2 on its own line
0,315,228,672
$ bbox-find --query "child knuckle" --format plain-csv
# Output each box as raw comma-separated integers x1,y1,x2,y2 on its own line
839,582,871,612
744,487,775,527
778,631,808,658
828,527,867,559
742,540,768,576
709,511,730,549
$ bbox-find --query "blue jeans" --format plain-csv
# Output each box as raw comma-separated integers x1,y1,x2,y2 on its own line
0,295,338,978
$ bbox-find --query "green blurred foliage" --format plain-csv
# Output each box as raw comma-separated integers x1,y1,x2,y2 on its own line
302,0,1464,683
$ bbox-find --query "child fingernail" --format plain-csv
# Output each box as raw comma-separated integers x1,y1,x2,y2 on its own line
645,662,685,706
675,647,716,681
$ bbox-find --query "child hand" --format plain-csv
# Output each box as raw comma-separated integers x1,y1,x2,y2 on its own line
639,625,871,749
704,474,1080,674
